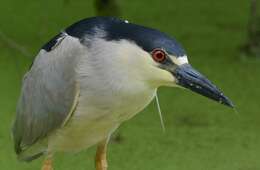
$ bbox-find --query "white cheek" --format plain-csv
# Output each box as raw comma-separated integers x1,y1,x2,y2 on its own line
171,55,189,65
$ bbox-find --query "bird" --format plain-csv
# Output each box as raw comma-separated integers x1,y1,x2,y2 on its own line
12,16,234,170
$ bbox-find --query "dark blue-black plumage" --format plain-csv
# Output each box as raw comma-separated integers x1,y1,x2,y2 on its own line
42,17,186,57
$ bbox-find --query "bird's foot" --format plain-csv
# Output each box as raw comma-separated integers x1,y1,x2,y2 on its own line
41,158,53,170
95,139,109,170
96,159,108,170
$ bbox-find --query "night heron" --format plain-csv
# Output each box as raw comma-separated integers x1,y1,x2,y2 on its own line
12,17,233,170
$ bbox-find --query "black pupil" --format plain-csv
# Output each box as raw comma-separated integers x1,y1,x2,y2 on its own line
156,52,164,59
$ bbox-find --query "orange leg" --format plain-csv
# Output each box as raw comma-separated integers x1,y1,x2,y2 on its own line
41,155,53,170
95,138,110,170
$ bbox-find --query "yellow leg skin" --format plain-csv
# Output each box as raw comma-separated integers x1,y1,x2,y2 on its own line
41,156,53,170
95,138,109,170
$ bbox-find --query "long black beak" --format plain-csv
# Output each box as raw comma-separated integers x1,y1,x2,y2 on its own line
172,64,234,108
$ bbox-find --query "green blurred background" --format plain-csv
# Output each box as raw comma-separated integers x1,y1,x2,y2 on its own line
0,0,259,170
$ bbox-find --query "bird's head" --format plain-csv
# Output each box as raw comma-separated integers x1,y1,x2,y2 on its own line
70,17,233,107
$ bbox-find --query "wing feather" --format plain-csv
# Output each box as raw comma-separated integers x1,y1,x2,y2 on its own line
12,34,82,159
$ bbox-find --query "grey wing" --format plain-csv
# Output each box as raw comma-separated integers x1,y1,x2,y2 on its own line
12,35,81,159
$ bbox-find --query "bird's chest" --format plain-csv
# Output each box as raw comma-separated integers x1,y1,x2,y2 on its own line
49,85,156,152
77,86,156,124
111,89,156,121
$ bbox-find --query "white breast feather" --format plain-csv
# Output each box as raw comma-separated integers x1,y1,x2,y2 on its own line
48,37,157,152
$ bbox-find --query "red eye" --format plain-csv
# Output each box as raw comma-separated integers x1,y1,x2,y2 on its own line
151,49,166,63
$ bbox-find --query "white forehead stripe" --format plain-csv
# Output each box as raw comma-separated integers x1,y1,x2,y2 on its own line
171,55,189,65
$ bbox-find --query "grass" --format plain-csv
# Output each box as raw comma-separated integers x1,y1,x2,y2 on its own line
1,0,260,169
